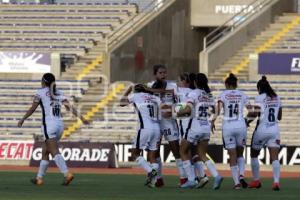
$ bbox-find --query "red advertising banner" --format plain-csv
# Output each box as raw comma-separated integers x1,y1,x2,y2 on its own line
0,140,34,160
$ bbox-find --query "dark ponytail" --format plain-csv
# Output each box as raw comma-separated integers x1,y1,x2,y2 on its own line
257,76,277,97
42,73,57,100
225,73,238,88
179,72,196,89
195,73,210,94
188,73,196,90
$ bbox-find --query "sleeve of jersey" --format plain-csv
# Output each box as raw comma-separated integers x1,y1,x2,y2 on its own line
209,94,215,106
33,90,41,103
186,92,195,104
278,96,282,107
254,95,262,107
59,91,68,102
154,95,162,105
146,82,153,88
127,93,135,103
244,94,250,106
217,93,223,103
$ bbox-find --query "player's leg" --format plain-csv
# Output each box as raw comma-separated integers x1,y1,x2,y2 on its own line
154,137,164,187
180,139,196,188
268,136,281,191
223,130,240,188
46,138,73,185
31,142,49,185
228,148,241,189
197,139,223,189
248,131,264,188
132,129,154,174
146,128,163,187
168,139,186,184
236,129,248,188
191,145,206,180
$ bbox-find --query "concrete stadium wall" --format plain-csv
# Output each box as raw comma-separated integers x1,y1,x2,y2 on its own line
200,0,297,75
110,0,207,83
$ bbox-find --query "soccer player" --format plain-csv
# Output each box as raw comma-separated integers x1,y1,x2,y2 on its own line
175,72,208,187
147,64,183,187
17,73,88,186
247,76,282,191
120,84,161,187
211,73,250,189
176,73,223,189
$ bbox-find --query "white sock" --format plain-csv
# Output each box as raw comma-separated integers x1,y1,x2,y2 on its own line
237,157,245,177
272,160,280,183
176,159,187,178
151,163,159,171
205,160,219,178
182,160,196,182
37,160,49,178
251,158,260,181
231,165,240,185
53,154,69,176
136,156,152,173
156,157,163,179
194,161,206,177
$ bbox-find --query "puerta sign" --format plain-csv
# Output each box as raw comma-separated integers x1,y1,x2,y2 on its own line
258,53,300,75
29,142,117,168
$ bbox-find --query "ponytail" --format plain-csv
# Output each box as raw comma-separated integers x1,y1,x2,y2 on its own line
195,73,210,94
225,73,238,88
42,73,57,100
257,76,277,97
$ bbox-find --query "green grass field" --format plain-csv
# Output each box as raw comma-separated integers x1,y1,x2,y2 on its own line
0,171,298,200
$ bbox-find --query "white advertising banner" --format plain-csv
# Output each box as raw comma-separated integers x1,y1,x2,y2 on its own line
0,52,51,73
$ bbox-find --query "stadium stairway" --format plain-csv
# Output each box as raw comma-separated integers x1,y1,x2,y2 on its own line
208,13,300,81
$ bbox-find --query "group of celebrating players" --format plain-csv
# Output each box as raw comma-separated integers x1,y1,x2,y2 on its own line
120,64,282,191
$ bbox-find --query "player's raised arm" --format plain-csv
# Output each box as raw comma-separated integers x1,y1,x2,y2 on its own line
17,98,40,127
63,99,89,125
120,85,133,107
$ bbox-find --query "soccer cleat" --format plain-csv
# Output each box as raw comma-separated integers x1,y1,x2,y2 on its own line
233,184,242,190
196,176,209,189
145,170,158,187
248,180,262,189
62,172,74,186
180,180,197,188
213,175,223,190
239,176,248,188
155,177,164,187
180,178,188,186
30,177,43,186
272,182,280,191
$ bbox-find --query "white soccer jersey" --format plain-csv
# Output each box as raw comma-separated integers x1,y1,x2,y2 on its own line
147,81,179,141
218,90,249,129
128,92,161,130
175,87,192,138
176,87,192,103
34,87,66,122
187,89,214,134
255,93,281,132
147,81,177,104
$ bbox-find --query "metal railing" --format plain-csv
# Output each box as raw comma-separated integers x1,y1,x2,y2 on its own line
203,0,274,50
105,0,170,52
